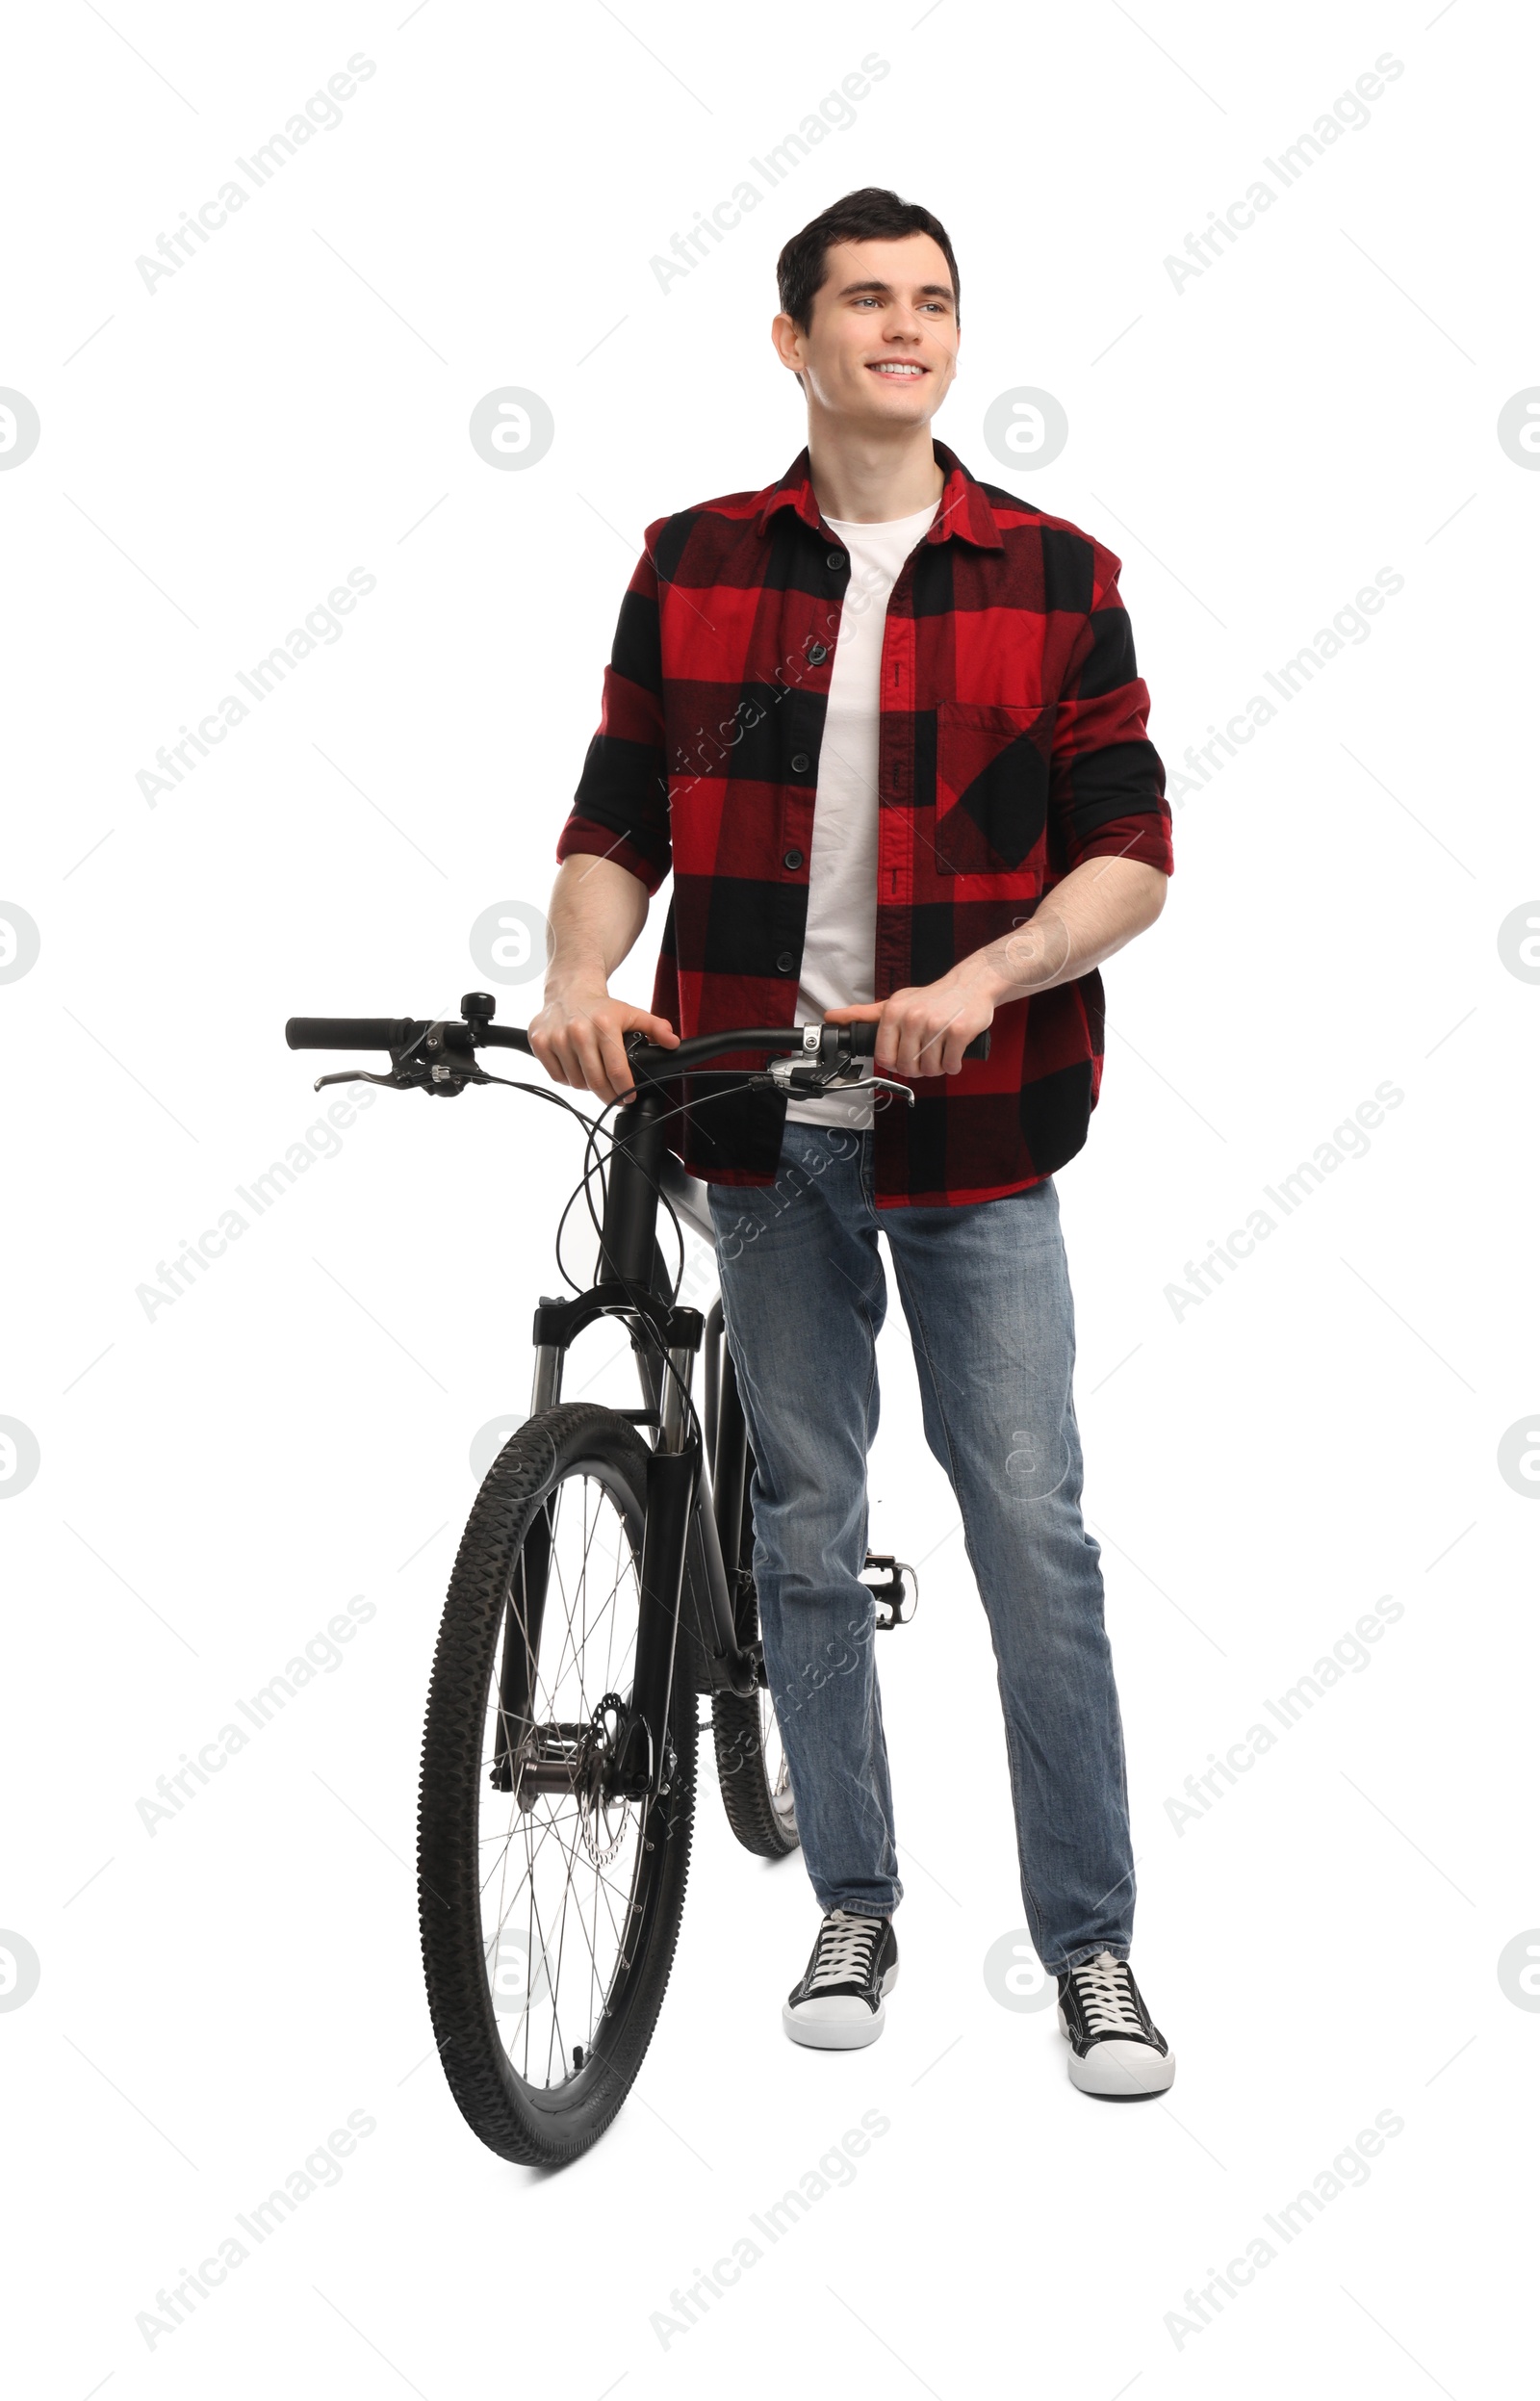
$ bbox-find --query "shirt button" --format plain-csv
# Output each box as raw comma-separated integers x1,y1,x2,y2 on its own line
783,848,804,870
790,752,809,773
776,951,796,974
826,550,845,572
808,642,828,664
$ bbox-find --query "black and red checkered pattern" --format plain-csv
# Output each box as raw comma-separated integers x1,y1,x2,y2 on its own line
556,439,1172,1206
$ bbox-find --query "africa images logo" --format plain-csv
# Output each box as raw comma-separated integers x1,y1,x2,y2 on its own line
648,57,890,293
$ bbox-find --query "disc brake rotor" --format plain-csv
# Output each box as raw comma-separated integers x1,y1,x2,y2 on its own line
578,1694,633,1870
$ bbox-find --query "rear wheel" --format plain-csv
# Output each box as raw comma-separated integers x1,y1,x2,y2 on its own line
418,1403,696,2165
712,1481,800,1859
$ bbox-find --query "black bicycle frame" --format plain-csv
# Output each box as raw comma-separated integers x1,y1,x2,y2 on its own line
526,1085,760,1782
282,1000,967,1779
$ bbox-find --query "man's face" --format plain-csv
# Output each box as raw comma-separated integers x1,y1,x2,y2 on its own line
773,232,959,427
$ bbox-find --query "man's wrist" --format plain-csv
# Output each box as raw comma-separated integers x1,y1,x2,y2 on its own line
990,915,1072,1001
543,965,610,1009
958,941,1037,1008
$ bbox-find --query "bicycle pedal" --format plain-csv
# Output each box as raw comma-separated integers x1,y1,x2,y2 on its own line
860,1553,913,1630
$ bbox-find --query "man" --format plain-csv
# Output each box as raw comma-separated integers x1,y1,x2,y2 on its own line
529,188,1176,2099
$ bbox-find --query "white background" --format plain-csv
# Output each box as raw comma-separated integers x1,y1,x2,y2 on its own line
3,0,1534,2392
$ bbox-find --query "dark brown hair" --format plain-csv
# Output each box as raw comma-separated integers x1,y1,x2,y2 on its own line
776,187,961,335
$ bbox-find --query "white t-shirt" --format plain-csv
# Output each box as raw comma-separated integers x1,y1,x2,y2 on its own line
785,498,940,1128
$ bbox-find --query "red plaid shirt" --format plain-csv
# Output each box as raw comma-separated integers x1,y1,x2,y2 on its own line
556,439,1172,1205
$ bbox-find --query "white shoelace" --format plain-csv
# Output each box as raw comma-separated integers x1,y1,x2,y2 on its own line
1070,1951,1144,2037
807,1911,883,1991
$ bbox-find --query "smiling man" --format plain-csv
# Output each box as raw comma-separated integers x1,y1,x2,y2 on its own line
532,188,1177,2100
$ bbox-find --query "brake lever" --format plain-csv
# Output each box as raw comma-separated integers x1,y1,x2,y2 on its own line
310,1065,481,1092
762,1061,916,1108
312,1066,406,1092
311,1014,494,1097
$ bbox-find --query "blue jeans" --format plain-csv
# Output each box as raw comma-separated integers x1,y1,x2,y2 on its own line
707,1121,1135,1974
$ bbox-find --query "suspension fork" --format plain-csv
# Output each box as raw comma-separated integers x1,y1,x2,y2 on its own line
496,1293,567,1792
625,1409,759,1794
527,1081,671,1419
625,1207,708,1792
629,1333,760,1788
490,1499,552,1792
614,1448,695,1797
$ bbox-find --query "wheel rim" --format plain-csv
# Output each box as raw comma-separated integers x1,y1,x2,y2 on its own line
737,1469,796,1838
759,1688,796,1832
478,1464,655,2093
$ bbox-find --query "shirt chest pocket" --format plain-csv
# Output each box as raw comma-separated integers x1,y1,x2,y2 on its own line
933,700,1053,877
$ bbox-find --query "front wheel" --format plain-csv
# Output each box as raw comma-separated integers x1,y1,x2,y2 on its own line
418,1404,696,2165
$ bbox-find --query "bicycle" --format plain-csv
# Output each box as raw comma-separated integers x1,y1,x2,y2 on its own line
284,994,980,2164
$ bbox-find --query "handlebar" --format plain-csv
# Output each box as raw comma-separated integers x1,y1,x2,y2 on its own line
285,1011,988,1072
286,1015,534,1056
285,995,988,1110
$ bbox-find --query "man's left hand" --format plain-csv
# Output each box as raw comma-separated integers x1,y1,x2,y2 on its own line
825,962,1001,1081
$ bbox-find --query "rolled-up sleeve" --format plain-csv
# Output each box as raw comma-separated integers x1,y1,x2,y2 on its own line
1048,556,1173,876
555,525,673,895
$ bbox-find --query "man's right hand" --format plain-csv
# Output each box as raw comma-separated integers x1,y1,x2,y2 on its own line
526,988,680,1105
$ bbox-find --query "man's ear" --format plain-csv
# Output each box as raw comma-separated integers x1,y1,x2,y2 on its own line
771,311,801,370
769,310,808,397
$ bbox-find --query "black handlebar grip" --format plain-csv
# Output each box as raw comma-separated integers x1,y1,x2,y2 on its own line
845,1022,990,1063
480,1024,534,1055
285,1017,418,1051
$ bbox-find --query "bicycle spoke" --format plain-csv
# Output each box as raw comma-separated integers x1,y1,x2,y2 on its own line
474,1459,654,2089
536,1488,634,1722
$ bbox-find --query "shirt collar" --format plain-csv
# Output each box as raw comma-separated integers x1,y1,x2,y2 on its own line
753,437,1004,552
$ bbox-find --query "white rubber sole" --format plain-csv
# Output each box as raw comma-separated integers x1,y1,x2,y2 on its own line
1058,2005,1175,2098
783,1964,899,2052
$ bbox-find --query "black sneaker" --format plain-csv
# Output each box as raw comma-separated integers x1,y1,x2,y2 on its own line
1057,1951,1174,2098
783,1910,899,2051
